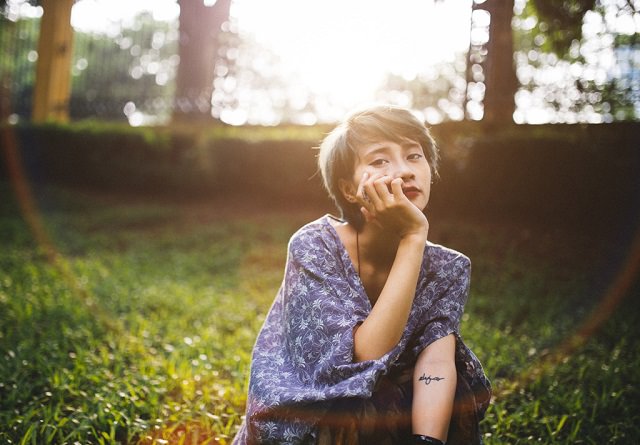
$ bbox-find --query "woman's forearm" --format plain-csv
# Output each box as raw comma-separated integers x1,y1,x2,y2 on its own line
412,334,457,441
353,232,426,361
412,360,456,440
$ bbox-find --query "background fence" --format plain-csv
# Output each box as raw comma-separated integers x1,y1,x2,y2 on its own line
1,3,639,125
1,12,179,123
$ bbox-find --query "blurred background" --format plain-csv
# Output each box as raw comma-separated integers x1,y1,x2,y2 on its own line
1,0,639,126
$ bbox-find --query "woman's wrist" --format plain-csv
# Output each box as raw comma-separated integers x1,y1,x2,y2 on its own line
399,228,428,244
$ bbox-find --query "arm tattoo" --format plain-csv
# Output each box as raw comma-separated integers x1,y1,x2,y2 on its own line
418,373,445,386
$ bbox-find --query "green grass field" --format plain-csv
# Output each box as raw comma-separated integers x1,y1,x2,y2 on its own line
1,182,639,444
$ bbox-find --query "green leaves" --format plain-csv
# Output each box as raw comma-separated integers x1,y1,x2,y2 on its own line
531,0,597,57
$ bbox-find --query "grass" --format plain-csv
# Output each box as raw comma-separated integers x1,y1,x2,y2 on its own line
0,181,639,444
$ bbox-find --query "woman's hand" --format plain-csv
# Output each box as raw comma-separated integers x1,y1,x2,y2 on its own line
351,171,430,361
356,172,429,240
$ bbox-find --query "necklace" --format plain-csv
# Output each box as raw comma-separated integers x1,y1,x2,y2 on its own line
356,230,361,276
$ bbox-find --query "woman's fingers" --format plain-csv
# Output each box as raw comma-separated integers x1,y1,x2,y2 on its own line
390,177,405,200
358,172,384,210
356,172,373,208
357,174,409,217
372,176,393,205
360,206,374,223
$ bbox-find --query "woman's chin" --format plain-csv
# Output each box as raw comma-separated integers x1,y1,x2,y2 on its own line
408,195,428,210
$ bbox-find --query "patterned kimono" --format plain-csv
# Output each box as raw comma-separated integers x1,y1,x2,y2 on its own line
233,216,491,445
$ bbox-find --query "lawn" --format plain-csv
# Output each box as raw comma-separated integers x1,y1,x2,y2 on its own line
1,181,638,444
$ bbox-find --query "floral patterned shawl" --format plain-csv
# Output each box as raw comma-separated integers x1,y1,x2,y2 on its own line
233,215,491,445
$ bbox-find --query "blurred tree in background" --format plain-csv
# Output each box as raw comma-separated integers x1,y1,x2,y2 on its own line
514,0,639,122
1,0,638,124
473,0,603,123
173,0,231,122
477,0,519,123
374,0,638,125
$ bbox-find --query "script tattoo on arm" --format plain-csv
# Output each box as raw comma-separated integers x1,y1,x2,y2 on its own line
418,373,445,386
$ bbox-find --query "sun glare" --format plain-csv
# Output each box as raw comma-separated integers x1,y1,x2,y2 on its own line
231,0,471,119
71,0,179,33
7,0,472,123
69,0,471,122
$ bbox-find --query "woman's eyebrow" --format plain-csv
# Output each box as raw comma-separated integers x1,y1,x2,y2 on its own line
400,140,422,150
362,141,420,157
362,145,392,156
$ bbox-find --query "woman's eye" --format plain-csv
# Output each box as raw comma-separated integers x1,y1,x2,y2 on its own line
408,153,424,160
369,159,388,166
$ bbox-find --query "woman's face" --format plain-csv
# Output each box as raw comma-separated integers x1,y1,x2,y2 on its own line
347,138,432,211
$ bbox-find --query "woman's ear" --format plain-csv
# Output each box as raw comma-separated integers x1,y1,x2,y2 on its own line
338,178,358,203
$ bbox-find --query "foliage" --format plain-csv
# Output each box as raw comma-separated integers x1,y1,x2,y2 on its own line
2,121,330,204
3,1,638,124
3,120,638,227
513,0,639,122
531,0,597,57
0,10,179,122
0,17,39,117
69,11,178,122
0,182,638,443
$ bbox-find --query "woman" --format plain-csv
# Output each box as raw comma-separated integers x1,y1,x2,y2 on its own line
233,105,491,445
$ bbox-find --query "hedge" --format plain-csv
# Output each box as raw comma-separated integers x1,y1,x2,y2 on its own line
1,121,639,228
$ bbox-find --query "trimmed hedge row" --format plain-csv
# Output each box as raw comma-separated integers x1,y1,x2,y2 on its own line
4,123,328,202
1,121,639,226
431,122,640,227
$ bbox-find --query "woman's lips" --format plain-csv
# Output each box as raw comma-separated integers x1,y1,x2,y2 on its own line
402,186,421,198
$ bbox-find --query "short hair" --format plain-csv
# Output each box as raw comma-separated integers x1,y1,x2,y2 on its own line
317,104,439,231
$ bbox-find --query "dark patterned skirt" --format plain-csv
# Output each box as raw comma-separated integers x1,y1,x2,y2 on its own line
316,366,483,445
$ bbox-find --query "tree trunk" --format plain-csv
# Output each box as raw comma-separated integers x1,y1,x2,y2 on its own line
32,0,74,123
173,0,232,122
481,0,517,124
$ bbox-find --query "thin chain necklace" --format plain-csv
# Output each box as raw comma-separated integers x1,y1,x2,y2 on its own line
356,230,361,276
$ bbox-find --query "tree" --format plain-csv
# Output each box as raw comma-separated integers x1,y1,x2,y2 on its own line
476,0,597,124
1,0,77,123
478,0,518,124
173,0,231,122
31,0,74,122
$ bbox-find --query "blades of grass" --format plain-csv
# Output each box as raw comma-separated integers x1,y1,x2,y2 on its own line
19,423,36,445
555,414,569,435
568,418,583,441
44,424,57,443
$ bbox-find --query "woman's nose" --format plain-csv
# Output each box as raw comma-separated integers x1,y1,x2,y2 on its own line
391,161,414,179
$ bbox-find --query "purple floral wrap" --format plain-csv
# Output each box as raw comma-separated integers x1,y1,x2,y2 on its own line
233,216,490,445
